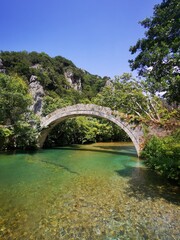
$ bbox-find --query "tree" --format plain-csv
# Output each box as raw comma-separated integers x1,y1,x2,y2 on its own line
0,73,38,149
0,74,31,124
44,116,130,147
93,73,173,123
129,0,180,104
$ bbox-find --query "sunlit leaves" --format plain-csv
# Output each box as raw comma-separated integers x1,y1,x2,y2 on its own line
0,74,32,124
129,0,180,104
93,73,172,123
141,130,180,182
45,117,129,147
0,73,38,150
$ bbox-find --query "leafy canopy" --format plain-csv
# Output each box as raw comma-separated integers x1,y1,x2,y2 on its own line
93,73,174,123
141,130,180,182
0,73,38,149
129,0,180,104
0,73,31,124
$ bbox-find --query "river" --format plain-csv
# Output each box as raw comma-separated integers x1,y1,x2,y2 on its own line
0,142,179,239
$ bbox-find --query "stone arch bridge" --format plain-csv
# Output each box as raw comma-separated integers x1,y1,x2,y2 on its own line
39,104,146,156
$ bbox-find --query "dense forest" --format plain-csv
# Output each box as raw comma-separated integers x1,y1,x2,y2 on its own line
0,0,179,182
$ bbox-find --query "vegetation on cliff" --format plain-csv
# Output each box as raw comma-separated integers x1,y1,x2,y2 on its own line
0,51,130,149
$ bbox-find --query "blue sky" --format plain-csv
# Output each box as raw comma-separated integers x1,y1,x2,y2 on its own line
1,0,162,78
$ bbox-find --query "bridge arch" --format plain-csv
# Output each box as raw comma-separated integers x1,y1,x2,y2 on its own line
39,104,144,156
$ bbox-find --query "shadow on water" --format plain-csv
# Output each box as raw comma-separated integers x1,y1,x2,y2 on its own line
94,145,135,152
0,149,79,174
41,159,79,175
115,166,180,205
1,144,137,157
0,149,42,156
53,146,137,157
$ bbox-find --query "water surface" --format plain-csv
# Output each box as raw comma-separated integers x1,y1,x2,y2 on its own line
0,142,179,239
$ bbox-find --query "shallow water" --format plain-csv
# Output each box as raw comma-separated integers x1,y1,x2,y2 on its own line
0,142,179,240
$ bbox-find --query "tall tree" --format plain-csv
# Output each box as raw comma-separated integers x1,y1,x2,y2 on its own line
129,0,180,104
0,73,38,149
0,74,31,124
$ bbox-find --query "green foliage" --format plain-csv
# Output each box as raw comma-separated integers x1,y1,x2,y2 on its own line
0,51,106,100
129,0,180,104
42,94,71,116
0,73,39,150
0,73,31,124
93,73,174,123
0,51,31,79
0,126,13,150
82,73,106,99
44,117,130,147
13,120,39,149
141,131,180,183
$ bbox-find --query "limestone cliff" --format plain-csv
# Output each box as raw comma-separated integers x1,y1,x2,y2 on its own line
64,69,82,91
0,59,6,73
29,75,45,116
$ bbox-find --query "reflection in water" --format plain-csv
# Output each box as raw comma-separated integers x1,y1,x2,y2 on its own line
0,142,179,240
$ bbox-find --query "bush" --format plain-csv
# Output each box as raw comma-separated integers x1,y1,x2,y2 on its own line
141,131,180,183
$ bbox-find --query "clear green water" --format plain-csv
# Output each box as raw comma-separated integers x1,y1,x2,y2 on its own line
0,142,179,240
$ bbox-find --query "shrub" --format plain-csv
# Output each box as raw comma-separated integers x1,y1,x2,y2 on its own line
141,131,180,183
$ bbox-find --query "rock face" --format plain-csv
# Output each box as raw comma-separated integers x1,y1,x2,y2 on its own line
64,69,82,91
105,79,115,91
30,63,43,70
105,79,113,87
0,59,6,73
29,75,45,116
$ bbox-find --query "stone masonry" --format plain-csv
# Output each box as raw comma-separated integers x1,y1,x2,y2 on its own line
39,104,144,156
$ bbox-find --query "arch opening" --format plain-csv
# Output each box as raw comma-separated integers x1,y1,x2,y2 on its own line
43,116,131,148
39,104,143,155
